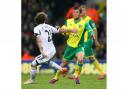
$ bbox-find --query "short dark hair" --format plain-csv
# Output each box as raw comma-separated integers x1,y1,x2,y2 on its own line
74,6,80,11
34,12,47,24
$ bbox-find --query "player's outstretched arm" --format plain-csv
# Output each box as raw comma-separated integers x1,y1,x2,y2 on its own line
58,27,78,33
50,25,77,34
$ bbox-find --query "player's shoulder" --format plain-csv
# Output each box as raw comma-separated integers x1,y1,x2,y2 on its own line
34,24,42,29
66,18,74,22
66,18,74,24
34,23,52,29
43,23,54,28
34,24,42,30
82,16,92,24
86,16,92,20
43,23,50,27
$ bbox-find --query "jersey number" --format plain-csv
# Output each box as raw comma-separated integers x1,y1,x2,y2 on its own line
45,30,52,42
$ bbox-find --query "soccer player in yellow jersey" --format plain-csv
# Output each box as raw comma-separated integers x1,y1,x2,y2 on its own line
80,5,106,80
49,7,95,84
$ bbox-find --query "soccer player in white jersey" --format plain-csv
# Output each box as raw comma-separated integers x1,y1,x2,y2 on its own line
24,12,77,84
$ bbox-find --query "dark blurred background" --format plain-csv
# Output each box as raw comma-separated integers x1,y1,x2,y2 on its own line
22,0,106,61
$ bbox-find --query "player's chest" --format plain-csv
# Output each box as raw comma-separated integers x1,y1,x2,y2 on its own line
68,21,84,31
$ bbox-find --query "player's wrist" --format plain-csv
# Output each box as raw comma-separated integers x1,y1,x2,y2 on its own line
40,49,44,54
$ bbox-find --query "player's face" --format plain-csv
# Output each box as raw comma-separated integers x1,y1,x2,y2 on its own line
81,8,86,16
73,9,80,19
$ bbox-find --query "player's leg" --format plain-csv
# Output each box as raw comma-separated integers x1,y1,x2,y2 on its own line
86,38,106,79
45,50,67,73
74,47,84,84
49,46,75,84
67,42,90,80
24,55,41,84
85,42,106,80
24,50,65,84
53,46,75,79
40,50,68,80
49,59,68,84
49,60,67,73
89,56,106,80
53,59,68,79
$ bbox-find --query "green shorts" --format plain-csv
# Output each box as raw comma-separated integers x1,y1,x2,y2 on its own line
63,45,84,61
83,38,94,57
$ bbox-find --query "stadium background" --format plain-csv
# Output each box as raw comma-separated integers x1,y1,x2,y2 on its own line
22,0,106,74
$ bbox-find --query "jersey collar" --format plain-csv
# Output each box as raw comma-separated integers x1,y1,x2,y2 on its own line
74,18,81,24
82,16,87,20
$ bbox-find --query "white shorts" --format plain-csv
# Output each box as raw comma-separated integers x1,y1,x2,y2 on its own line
31,49,56,66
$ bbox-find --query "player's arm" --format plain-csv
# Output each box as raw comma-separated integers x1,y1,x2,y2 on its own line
89,19,100,46
34,28,47,57
58,20,77,33
58,26,77,33
85,22,95,41
59,21,77,33
50,25,77,34
89,20,97,38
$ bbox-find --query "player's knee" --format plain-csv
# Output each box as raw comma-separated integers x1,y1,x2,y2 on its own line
89,57,95,61
89,56,96,63
77,52,84,60
77,59,83,63
77,60,83,67
77,52,84,56
31,60,38,68
61,60,67,67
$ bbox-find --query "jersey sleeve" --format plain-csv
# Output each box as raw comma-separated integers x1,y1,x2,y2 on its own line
50,26,59,34
61,20,69,29
85,22,94,35
34,27,41,36
89,19,96,29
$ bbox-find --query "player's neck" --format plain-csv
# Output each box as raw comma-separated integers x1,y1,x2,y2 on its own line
82,15,87,19
74,17,80,23
74,17,80,20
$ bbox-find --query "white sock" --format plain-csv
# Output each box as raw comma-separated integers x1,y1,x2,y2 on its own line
49,61,62,71
30,69,37,80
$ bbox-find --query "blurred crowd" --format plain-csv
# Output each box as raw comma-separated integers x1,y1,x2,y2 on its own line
22,0,106,61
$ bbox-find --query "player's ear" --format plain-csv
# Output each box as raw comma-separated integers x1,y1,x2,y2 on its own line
34,33,39,37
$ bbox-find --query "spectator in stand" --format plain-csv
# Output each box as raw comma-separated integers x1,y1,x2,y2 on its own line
86,3,99,25
22,48,34,61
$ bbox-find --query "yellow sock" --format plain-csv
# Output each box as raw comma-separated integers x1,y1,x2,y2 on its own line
93,59,104,75
74,62,83,77
54,70,61,79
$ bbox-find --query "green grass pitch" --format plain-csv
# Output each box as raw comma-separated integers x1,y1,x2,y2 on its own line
22,74,106,89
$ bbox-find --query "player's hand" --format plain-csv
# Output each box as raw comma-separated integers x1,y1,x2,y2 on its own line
94,40,100,47
90,34,95,40
55,26,60,29
41,51,48,58
71,29,78,33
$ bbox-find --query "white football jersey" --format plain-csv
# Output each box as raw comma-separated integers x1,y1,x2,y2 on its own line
34,23,59,56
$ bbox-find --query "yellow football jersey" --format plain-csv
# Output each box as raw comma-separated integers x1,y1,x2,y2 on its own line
62,18,93,48
82,16,91,22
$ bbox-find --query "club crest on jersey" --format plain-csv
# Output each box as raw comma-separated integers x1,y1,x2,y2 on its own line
79,24,82,28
